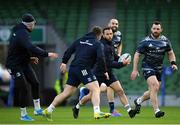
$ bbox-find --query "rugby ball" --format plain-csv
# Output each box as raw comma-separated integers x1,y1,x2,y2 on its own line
118,53,131,62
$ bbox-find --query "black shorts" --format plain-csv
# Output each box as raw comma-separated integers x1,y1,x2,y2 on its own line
66,66,97,87
95,73,118,87
143,68,162,81
8,65,39,87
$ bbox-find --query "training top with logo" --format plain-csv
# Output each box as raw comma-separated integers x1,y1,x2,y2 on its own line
136,35,172,71
6,23,48,69
62,32,107,73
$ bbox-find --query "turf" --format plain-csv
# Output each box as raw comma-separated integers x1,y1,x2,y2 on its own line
0,106,180,124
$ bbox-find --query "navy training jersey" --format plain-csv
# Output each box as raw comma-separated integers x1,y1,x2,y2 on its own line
6,23,48,69
93,38,124,75
62,32,107,72
136,35,172,70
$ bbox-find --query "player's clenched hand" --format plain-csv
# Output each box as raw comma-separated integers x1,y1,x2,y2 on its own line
171,64,178,70
48,52,58,58
130,70,139,80
30,57,39,64
60,63,67,73
122,58,131,65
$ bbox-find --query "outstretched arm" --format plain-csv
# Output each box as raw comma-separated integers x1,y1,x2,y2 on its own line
19,31,58,58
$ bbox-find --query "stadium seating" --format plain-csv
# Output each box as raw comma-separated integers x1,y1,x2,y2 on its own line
35,0,90,45
0,0,46,25
0,0,90,45
0,0,179,95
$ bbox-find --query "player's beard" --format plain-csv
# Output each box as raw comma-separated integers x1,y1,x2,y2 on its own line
152,32,160,39
105,37,112,42
111,26,118,32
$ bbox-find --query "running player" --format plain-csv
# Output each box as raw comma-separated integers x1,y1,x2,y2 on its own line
131,21,178,118
72,27,137,119
42,26,111,121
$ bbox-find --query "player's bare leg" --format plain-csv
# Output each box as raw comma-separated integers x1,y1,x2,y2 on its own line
134,90,150,113
52,85,77,106
85,81,111,119
81,92,92,104
110,81,137,118
107,87,122,116
43,85,76,121
147,76,164,118
72,91,92,118
107,87,114,102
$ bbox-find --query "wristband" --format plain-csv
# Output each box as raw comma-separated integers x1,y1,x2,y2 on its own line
171,61,177,65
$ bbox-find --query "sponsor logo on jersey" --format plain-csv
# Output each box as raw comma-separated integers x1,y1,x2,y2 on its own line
80,40,93,46
149,43,153,47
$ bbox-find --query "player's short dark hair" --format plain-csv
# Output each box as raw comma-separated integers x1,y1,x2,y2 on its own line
92,26,102,36
152,21,162,26
103,27,112,34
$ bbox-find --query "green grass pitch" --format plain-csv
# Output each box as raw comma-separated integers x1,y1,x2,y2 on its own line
0,106,180,124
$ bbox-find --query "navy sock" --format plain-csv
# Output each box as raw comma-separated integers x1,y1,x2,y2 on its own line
109,102,114,113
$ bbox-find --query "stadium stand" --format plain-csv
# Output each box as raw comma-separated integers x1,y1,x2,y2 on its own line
0,0,90,45
0,0,179,95
0,0,46,25
36,0,90,44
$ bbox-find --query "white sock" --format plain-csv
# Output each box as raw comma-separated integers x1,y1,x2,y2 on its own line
47,104,55,113
124,104,131,112
155,108,160,114
93,106,100,113
137,97,142,105
20,107,27,117
33,98,41,110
